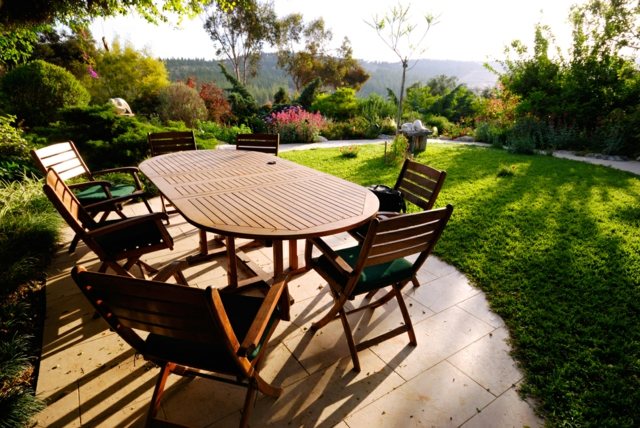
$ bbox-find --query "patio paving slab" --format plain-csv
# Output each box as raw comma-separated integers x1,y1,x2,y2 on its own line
34,198,542,427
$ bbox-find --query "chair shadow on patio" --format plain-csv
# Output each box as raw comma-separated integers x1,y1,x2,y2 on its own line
35,197,542,428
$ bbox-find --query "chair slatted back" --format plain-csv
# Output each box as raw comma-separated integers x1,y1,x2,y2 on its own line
360,206,453,270
395,160,447,211
236,133,279,155
31,141,92,181
148,131,197,156
72,267,222,348
43,169,96,235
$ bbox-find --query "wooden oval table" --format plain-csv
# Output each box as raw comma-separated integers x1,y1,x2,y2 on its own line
139,149,379,286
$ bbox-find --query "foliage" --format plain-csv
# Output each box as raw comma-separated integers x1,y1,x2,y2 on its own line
0,0,232,28
493,1,640,156
82,40,170,108
197,120,251,144
296,77,322,110
282,143,640,427
29,104,165,170
273,86,290,104
1,59,90,126
157,83,208,127
338,144,360,158
0,177,60,427
0,26,41,72
218,62,259,124
322,117,374,140
311,87,358,120
30,26,99,80
203,0,277,84
275,15,369,91
265,105,325,143
199,81,233,123
0,115,37,181
388,134,408,164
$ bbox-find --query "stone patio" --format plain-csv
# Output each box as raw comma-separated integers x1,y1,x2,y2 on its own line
34,196,543,427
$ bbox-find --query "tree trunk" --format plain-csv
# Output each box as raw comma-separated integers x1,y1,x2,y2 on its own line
396,58,408,135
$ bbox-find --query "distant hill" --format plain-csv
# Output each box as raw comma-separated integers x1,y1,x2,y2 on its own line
163,53,497,104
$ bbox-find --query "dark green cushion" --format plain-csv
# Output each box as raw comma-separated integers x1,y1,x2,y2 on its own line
75,183,136,204
144,293,276,373
315,245,414,295
93,218,167,257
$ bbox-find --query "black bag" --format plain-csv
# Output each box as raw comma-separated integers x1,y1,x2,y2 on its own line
368,184,406,213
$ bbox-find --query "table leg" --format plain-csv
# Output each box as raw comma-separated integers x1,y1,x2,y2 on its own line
226,237,238,288
198,229,208,254
288,240,299,270
273,240,284,276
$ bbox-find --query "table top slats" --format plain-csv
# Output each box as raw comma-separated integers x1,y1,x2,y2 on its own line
139,150,378,239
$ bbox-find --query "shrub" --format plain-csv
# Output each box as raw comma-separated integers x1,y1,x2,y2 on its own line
475,121,507,147
0,115,36,181
311,87,358,120
265,106,326,144
199,82,233,123
1,60,90,126
197,121,252,144
507,116,550,154
322,117,372,140
387,134,409,164
82,41,170,107
158,83,208,128
339,145,360,158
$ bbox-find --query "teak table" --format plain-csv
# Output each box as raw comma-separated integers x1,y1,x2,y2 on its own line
139,149,379,286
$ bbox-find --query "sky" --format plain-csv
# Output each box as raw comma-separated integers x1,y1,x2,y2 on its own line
89,0,586,63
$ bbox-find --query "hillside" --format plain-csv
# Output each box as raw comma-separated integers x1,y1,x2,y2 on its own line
163,53,498,103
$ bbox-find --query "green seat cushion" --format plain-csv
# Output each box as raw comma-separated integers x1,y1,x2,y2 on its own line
75,183,136,204
315,245,414,295
93,218,168,257
144,293,277,373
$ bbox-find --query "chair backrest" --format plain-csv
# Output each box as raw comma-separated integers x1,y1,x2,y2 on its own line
394,159,447,211
31,141,92,181
359,205,453,274
236,133,279,155
42,168,96,236
71,266,249,370
148,131,197,156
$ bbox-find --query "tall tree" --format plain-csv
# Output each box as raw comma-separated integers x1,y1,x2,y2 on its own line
276,16,369,91
203,0,277,84
366,3,437,131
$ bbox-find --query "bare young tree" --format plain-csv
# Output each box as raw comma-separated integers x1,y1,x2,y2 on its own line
366,3,438,131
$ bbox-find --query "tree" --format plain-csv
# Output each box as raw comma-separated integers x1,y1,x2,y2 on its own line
203,0,277,84
218,62,259,123
30,27,98,79
366,3,437,132
276,16,369,91
1,60,90,126
82,40,170,106
199,82,233,123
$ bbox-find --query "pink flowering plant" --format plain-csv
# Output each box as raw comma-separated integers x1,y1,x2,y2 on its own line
265,106,326,143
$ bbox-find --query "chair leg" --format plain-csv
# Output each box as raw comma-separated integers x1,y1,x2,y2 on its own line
239,380,259,428
338,309,361,372
146,363,174,427
394,285,417,345
142,196,154,215
68,233,81,253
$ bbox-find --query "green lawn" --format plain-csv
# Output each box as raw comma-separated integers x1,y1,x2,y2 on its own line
282,143,640,427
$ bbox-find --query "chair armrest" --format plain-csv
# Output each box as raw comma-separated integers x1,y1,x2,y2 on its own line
86,212,169,238
306,237,353,275
238,275,286,356
92,166,145,190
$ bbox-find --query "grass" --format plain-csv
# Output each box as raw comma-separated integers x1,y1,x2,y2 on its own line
281,143,640,427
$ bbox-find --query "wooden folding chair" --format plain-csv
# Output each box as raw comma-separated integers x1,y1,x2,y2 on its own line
147,131,197,220
236,133,279,155
43,169,186,283
306,205,453,372
31,141,153,252
71,266,288,428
